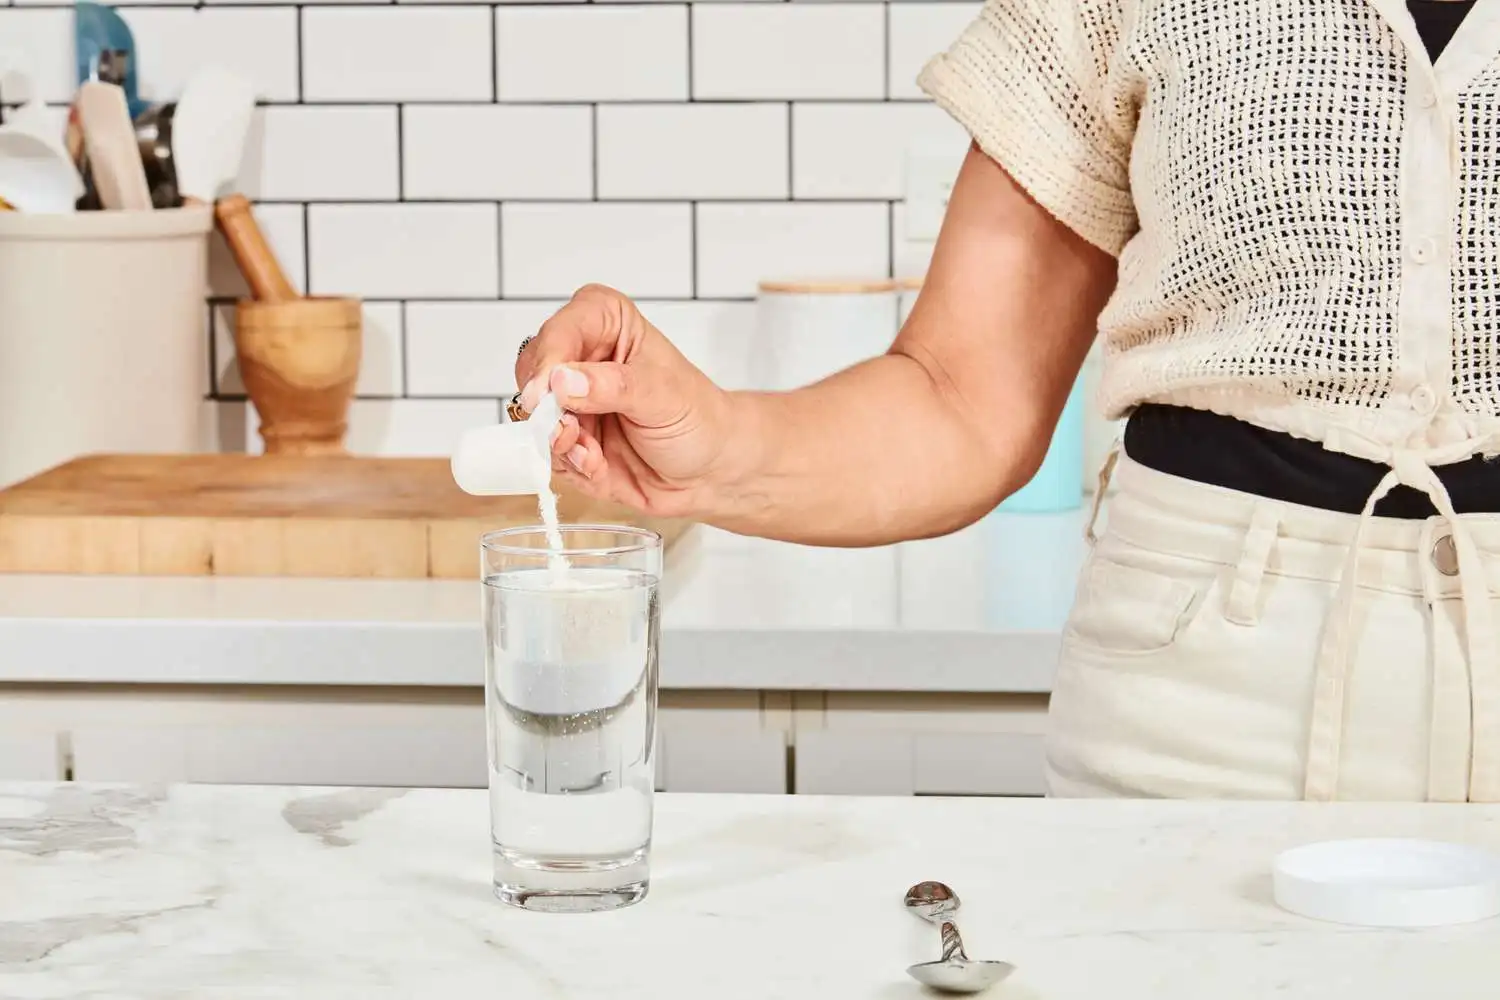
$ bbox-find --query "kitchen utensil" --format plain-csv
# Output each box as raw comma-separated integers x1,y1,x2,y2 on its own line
1273,839,1500,928
76,82,152,211
903,881,1014,995
216,193,296,301
172,66,256,205
75,3,147,120
0,90,85,213
0,454,690,578
452,393,562,496
134,102,180,209
235,297,362,456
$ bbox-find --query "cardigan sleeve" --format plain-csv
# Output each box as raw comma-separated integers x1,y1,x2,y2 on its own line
918,0,1138,257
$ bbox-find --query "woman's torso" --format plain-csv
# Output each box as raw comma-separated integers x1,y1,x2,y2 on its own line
1128,0,1500,517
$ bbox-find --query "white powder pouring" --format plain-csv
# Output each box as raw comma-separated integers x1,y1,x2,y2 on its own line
524,391,569,576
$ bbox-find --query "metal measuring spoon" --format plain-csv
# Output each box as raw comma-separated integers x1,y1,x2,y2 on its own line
903,881,1015,994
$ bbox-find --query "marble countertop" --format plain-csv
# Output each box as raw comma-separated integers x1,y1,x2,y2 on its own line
5,782,1500,999
0,573,1058,693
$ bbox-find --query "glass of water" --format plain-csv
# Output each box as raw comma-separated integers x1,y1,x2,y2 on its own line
482,525,662,912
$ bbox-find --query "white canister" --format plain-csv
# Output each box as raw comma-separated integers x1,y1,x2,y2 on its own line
983,509,1089,634
746,537,899,629
0,206,213,487
754,279,899,391
897,518,987,631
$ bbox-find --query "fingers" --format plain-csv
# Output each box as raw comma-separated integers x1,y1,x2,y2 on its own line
546,361,687,429
515,284,638,410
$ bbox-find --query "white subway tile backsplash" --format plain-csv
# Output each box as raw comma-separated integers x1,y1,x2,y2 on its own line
303,7,493,102
119,7,299,103
497,6,688,102
240,107,399,202
502,203,692,298
345,399,500,457
693,4,885,100
113,9,196,102
0,9,75,102
597,104,788,200
199,8,301,103
43,0,972,461
891,201,937,280
309,204,500,299
214,302,403,398
357,303,406,397
407,301,560,397
403,106,592,200
207,204,308,299
793,102,966,199
887,2,980,99
695,202,890,298
637,300,757,389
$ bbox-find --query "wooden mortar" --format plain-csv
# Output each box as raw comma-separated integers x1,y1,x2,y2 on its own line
234,297,362,456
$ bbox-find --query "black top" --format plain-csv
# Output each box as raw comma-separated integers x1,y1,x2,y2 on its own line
1123,0,1495,519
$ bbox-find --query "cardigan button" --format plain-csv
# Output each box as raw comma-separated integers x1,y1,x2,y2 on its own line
1410,238,1436,264
1410,384,1437,416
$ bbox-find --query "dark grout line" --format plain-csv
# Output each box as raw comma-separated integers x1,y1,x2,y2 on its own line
398,300,410,397
295,5,305,103
689,202,698,298
394,104,405,199
785,101,795,199
247,197,900,207
590,104,600,200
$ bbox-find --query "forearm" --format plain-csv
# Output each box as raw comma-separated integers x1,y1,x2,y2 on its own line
701,354,1032,546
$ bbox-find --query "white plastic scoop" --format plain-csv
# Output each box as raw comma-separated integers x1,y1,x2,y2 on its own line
0,96,84,213
451,392,562,497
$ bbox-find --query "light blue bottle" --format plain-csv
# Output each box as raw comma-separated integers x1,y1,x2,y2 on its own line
983,375,1088,632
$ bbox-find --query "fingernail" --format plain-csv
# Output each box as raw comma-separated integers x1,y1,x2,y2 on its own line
549,413,577,446
519,377,544,411
554,367,589,398
566,445,589,475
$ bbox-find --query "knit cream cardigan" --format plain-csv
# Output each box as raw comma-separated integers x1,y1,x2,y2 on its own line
920,0,1500,467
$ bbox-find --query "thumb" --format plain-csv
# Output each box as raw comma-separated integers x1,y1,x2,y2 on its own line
548,362,686,429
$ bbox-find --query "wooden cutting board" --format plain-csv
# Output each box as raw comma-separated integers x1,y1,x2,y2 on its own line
0,454,689,579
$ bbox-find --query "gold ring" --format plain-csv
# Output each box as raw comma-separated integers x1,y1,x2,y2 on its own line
506,393,527,422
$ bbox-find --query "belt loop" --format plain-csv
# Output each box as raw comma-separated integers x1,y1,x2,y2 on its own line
1224,503,1281,626
1084,443,1121,547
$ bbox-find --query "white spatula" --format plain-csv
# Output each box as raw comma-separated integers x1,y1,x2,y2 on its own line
171,66,256,206
75,81,152,211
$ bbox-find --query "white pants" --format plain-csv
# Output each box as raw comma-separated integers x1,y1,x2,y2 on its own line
1045,454,1500,801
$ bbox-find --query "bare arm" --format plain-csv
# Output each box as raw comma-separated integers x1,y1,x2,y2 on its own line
705,145,1119,545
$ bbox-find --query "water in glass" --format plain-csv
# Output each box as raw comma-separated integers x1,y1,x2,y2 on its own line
484,563,660,911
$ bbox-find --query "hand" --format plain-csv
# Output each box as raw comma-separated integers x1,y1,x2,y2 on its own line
515,284,741,516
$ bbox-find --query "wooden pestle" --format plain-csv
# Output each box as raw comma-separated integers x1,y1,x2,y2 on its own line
214,194,297,303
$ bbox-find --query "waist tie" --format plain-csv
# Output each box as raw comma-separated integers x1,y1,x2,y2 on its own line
1304,444,1500,802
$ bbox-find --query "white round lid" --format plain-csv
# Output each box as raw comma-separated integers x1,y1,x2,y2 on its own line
1273,838,1500,928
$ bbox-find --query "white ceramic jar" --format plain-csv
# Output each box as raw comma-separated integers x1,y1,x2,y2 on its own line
754,279,899,391
750,277,902,628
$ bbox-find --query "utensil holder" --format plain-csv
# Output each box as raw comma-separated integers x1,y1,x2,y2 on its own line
234,297,361,456
0,205,212,487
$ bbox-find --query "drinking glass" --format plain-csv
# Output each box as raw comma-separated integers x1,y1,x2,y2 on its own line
482,525,662,912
